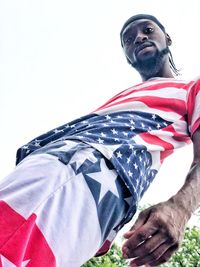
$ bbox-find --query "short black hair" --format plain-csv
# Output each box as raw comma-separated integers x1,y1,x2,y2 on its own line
120,14,180,75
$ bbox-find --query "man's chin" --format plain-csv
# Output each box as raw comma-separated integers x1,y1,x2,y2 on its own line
130,47,169,76
131,57,157,72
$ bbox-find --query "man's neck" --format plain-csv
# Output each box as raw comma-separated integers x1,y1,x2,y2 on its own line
141,68,174,81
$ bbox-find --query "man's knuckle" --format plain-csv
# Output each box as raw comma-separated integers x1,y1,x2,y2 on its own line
138,210,146,218
167,234,175,243
171,241,180,252
156,216,167,227
142,244,151,254
152,213,166,228
160,223,174,237
167,233,179,245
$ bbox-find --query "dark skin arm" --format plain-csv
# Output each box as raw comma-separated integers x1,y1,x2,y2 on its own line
122,127,200,266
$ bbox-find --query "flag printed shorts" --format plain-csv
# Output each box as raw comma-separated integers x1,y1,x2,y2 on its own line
0,140,133,267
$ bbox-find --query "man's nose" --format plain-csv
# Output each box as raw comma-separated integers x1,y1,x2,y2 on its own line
134,32,148,45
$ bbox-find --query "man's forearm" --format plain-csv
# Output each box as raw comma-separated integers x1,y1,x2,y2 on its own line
169,161,200,220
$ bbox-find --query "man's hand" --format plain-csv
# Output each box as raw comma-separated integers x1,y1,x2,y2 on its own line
122,200,189,266
122,128,200,266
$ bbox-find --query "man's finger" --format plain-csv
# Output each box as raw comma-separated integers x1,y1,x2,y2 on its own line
123,230,135,239
126,231,167,259
123,209,151,239
122,222,158,258
130,242,173,266
146,244,178,266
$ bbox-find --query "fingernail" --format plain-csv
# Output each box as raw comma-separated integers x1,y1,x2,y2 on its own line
123,232,129,237
124,230,130,234
123,252,128,259
122,249,128,258
122,245,127,251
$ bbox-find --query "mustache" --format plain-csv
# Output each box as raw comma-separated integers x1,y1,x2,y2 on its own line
134,41,155,56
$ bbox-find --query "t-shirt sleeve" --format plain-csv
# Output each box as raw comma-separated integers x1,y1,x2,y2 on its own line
186,79,200,137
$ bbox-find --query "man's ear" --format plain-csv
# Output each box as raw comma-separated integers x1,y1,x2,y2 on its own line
166,33,172,46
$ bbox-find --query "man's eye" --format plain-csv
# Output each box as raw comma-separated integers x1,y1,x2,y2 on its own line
144,27,154,34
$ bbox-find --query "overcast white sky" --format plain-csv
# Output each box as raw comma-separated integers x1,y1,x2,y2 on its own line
0,1,200,224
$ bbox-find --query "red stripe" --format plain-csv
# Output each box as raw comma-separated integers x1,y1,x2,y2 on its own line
160,150,174,162
162,124,191,144
116,81,190,98
95,240,111,257
191,118,200,137
95,80,191,112
140,132,174,150
0,201,56,267
123,81,190,96
96,96,186,115
140,132,174,162
187,80,200,129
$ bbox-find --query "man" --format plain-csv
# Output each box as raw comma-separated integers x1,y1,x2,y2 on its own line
0,14,199,267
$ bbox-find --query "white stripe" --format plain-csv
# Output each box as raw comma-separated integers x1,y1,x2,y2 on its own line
149,129,187,149
149,151,162,170
133,135,164,152
115,79,187,97
110,87,187,106
106,229,117,242
95,101,181,121
115,80,160,96
132,135,162,170
173,120,189,136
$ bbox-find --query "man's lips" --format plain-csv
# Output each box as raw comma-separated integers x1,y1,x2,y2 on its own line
134,43,154,56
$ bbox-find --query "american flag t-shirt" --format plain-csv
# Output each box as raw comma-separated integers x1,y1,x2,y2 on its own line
16,78,200,203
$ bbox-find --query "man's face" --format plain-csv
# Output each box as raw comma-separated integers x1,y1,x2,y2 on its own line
121,19,170,76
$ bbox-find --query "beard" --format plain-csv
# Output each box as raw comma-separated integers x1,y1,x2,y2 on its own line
130,47,169,78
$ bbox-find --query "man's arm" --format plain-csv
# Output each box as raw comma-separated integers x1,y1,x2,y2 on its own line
122,128,200,266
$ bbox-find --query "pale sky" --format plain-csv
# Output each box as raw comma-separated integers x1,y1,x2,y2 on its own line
0,0,199,225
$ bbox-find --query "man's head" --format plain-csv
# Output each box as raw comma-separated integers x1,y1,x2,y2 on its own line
120,14,178,80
